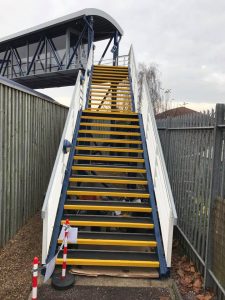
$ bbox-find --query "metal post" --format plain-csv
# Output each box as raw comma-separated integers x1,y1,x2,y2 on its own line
66,28,70,67
87,16,94,54
204,103,224,288
113,30,119,66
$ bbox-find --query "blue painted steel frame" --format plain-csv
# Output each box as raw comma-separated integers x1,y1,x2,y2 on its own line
139,114,169,276
85,65,94,109
45,109,82,264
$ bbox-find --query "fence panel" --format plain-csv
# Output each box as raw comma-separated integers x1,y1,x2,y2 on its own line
157,104,225,299
0,79,68,247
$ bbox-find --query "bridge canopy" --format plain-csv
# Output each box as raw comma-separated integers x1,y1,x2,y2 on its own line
0,8,123,89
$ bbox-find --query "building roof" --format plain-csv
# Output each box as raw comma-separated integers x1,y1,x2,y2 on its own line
0,8,123,51
155,107,197,119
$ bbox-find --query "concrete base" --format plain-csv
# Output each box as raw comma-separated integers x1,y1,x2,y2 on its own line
28,273,182,300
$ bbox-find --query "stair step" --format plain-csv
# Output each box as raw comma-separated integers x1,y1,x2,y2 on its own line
72,165,146,173
69,176,147,185
92,79,129,83
88,99,132,105
90,90,130,95
69,174,146,180
85,109,133,113
79,123,139,129
77,137,142,144
67,189,149,198
93,68,128,72
58,231,156,247
73,155,144,163
91,84,130,88
93,69,128,74
56,249,159,268
64,204,151,213
88,99,131,102
79,130,140,137
75,146,143,153
83,110,137,116
92,72,129,77
65,199,149,207
94,65,128,69
92,75,128,80
90,87,130,91
61,215,153,229
81,116,138,122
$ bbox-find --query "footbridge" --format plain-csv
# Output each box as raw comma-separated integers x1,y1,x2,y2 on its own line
0,8,123,88
0,8,177,279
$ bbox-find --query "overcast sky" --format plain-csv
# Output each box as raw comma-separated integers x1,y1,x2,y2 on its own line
1,0,225,110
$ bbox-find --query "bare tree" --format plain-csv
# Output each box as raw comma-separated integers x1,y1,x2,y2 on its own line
138,63,169,115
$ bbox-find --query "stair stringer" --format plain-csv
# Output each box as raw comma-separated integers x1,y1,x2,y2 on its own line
138,114,168,277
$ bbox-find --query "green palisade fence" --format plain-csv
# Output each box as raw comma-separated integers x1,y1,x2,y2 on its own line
157,104,225,300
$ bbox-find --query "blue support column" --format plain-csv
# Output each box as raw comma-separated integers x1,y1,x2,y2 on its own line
112,30,119,66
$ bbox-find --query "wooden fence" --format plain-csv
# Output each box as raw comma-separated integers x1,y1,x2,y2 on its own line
157,104,225,299
0,78,68,247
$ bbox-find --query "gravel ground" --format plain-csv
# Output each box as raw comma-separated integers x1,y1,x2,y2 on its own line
0,212,42,300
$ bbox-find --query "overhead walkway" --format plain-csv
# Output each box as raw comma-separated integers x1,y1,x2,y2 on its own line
0,8,123,88
42,45,177,278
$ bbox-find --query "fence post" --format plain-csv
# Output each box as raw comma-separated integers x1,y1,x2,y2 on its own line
204,103,224,288
165,116,171,165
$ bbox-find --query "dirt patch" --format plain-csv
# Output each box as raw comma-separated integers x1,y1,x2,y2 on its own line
0,212,42,300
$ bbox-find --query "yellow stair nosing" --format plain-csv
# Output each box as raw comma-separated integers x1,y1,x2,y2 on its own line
61,220,153,229
84,109,135,114
83,110,137,115
88,101,132,105
89,97,131,100
92,79,130,83
80,123,140,129
90,87,130,91
66,190,150,198
92,81,130,84
57,238,156,247
86,110,133,113
90,91,131,95
78,130,140,136
64,204,151,212
91,82,129,86
81,116,138,121
72,166,146,173
94,65,128,69
73,155,144,162
92,74,129,77
56,258,159,268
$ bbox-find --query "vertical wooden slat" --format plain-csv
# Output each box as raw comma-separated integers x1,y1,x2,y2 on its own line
0,82,68,248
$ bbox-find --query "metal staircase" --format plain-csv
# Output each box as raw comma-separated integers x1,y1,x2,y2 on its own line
42,47,177,278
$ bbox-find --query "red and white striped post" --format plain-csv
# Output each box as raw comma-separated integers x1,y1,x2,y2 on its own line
32,256,39,300
62,219,70,279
